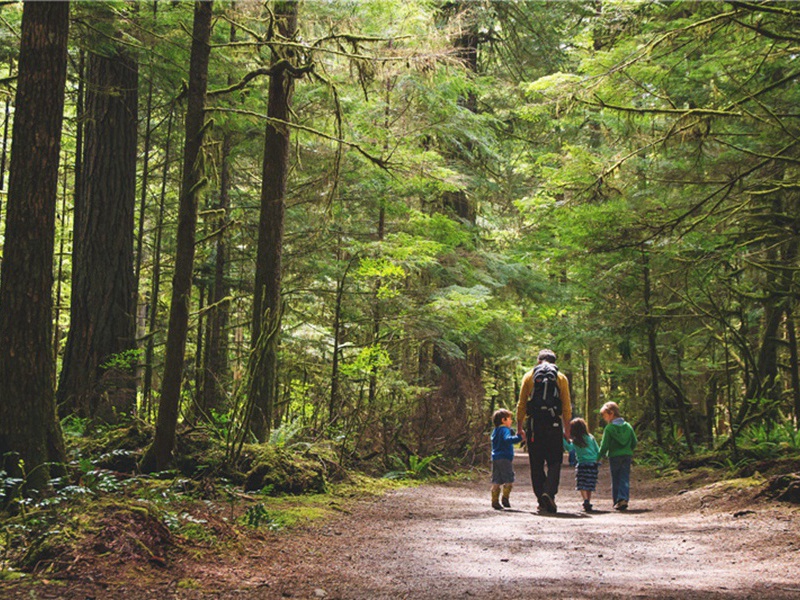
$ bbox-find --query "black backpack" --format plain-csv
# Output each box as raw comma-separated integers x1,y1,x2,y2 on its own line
526,362,561,427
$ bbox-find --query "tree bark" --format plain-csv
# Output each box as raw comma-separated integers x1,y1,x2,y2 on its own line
199,131,232,417
200,15,236,419
642,250,664,445
141,0,213,472
142,108,175,419
249,0,298,442
0,1,69,490
587,344,601,432
57,44,139,424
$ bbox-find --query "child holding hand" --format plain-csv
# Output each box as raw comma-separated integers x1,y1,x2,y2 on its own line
563,417,600,512
598,401,638,510
491,409,523,510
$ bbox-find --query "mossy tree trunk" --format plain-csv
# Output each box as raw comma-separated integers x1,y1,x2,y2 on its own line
249,0,299,442
57,44,139,424
0,1,69,490
141,0,214,472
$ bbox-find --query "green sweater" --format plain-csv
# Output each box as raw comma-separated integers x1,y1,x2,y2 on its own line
598,418,637,458
563,434,600,464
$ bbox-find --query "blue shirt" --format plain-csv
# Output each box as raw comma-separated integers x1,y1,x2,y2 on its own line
492,426,523,461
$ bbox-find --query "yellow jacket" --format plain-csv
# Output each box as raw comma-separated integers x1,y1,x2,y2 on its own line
515,365,572,435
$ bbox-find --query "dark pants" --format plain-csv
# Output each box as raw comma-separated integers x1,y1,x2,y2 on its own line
527,425,563,501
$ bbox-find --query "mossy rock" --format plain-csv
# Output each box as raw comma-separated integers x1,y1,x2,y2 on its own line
173,429,223,478
243,446,327,494
95,422,153,453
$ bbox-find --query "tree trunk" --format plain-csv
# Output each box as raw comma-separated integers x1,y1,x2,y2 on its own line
642,250,663,445
787,306,800,430
587,344,600,432
0,1,69,490
200,16,236,419
200,131,232,416
142,108,175,419
249,0,298,442
738,256,783,427
57,45,139,424
654,350,695,454
0,60,10,198
141,0,213,472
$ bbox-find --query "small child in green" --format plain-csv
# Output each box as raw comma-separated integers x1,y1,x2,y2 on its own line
598,401,637,510
490,408,523,510
563,417,601,512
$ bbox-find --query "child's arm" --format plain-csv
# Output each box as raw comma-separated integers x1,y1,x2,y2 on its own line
598,429,609,458
508,427,523,445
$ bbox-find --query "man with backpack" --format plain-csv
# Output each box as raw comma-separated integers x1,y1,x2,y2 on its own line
516,349,572,513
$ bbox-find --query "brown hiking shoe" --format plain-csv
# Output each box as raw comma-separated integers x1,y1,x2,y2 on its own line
501,496,510,508
492,501,503,510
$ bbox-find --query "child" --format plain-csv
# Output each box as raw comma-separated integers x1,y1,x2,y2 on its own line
598,401,638,510
563,418,600,512
491,408,523,510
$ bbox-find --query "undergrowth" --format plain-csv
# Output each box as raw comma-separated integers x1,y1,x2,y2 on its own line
0,419,445,582
634,421,800,480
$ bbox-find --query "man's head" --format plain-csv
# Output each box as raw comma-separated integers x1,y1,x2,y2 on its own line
537,348,556,364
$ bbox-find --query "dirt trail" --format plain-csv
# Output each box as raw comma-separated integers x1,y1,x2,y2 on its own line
255,452,800,600
3,452,800,599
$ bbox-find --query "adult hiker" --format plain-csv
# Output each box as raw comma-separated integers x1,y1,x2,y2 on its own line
516,348,572,513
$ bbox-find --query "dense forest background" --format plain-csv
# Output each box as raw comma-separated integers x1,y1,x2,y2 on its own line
1,0,799,495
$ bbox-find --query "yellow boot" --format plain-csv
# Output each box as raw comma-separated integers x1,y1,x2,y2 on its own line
491,486,503,510
502,484,512,508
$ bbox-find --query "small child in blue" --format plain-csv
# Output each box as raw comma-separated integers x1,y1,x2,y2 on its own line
491,408,523,510
563,417,601,512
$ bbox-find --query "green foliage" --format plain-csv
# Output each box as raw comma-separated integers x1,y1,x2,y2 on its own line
383,453,441,480
635,444,678,473
99,348,143,371
241,503,281,530
268,419,305,448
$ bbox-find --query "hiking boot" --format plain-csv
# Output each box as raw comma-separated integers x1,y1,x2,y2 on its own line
616,499,628,511
583,499,593,512
541,493,557,513
492,500,504,510
501,496,511,508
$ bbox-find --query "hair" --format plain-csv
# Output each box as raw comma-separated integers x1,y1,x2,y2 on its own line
492,408,513,427
569,418,589,447
600,401,621,418
537,348,557,363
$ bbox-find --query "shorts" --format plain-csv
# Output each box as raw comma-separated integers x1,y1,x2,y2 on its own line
575,461,599,491
492,458,515,485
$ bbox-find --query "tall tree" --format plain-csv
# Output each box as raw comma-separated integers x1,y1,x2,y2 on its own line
141,0,214,472
199,13,238,420
0,1,69,490
248,0,299,441
57,34,139,424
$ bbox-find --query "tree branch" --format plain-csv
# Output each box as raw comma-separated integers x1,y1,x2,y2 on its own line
207,60,314,98
208,106,392,172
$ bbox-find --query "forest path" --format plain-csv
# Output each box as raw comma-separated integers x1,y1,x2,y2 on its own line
4,452,800,599
228,451,800,600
